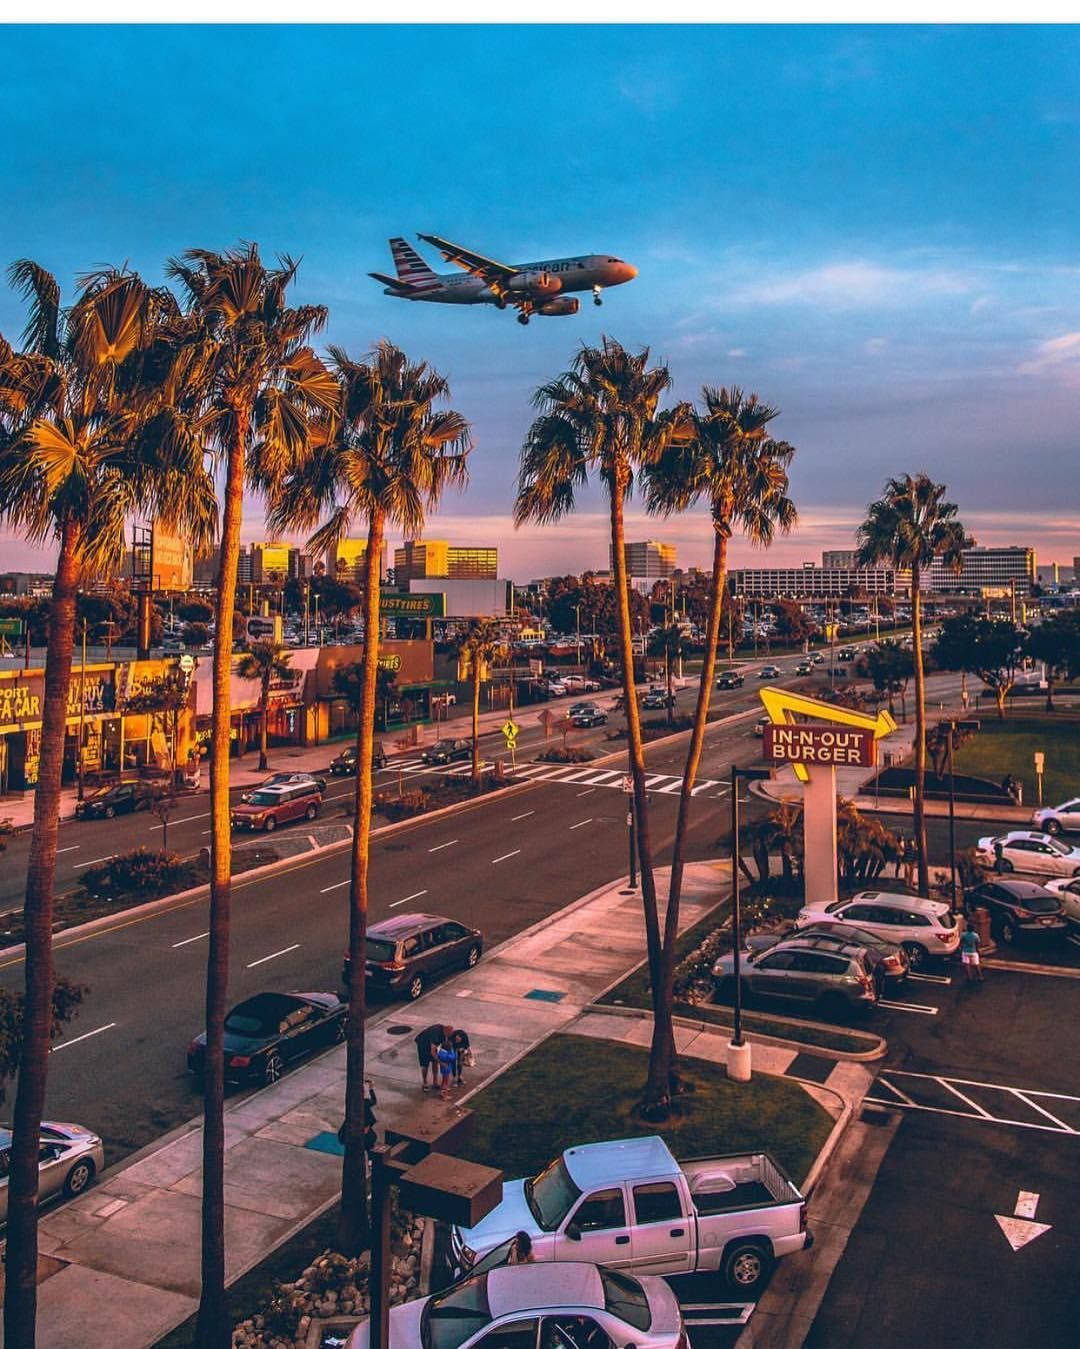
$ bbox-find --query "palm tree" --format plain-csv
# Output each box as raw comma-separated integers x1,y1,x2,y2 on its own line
164,245,337,1344
271,340,468,1254
646,623,688,726
515,338,681,1054
644,388,796,1106
457,619,505,778
236,640,294,771
857,475,971,897
0,261,215,1348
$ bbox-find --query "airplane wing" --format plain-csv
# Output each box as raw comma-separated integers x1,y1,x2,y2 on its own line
417,233,519,286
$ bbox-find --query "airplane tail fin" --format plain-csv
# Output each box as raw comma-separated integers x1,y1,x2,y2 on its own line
389,237,438,286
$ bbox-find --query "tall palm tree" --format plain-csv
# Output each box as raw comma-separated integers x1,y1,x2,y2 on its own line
457,619,505,779
516,338,681,1030
271,340,469,1254
857,474,971,897
644,388,796,1106
236,639,294,771
0,262,215,1348
164,245,337,1344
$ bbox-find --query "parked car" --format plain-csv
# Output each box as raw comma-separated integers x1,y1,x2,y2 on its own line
753,715,771,737
430,691,457,709
230,779,322,832
809,652,825,665
421,738,471,766
240,770,327,802
187,990,346,1087
347,1263,688,1349
758,664,782,679
713,936,882,1016
451,1135,810,1295
0,1121,104,1223
794,660,813,675
572,707,608,728
716,671,744,689
1030,797,1080,836
797,891,961,969
1044,876,1080,929
546,678,569,695
74,781,156,820
341,912,483,1002
752,921,909,988
642,690,675,710
966,879,1068,946
329,743,387,775
974,830,1080,879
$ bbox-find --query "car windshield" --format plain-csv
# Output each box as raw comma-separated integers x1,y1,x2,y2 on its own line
1022,895,1061,913
600,1267,651,1331
433,740,454,752
525,1156,581,1230
420,1275,491,1349
245,791,277,807
365,938,398,963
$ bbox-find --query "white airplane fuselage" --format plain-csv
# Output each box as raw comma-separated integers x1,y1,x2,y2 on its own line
382,254,636,305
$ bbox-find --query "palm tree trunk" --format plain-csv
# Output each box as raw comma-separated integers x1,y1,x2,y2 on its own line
609,474,663,1005
471,657,481,781
4,521,80,1349
338,508,383,1254
197,430,245,1349
258,677,269,772
910,563,929,898
646,527,728,1108
1045,674,1055,713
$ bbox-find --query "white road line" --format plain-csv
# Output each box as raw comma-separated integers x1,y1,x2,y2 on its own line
657,778,687,795
160,812,211,826
172,931,209,948
879,999,939,1015
580,770,621,785
871,1075,918,1107
907,971,952,985
492,850,522,864
247,943,300,968
936,1076,994,1118
512,811,535,821
576,788,595,797
1010,1091,1076,1133
50,1022,116,1052
320,879,350,893
73,854,114,869
390,890,428,908
644,774,669,788
885,1068,1080,1102
428,839,459,853
56,845,81,854
1015,1190,1040,1218
858,1099,1078,1136
570,818,593,830
690,779,720,797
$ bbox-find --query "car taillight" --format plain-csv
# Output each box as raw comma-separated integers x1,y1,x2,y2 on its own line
229,1055,251,1068
933,930,953,942
378,961,406,972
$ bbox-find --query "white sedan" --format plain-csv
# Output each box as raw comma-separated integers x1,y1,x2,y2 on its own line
347,1262,686,1349
1031,797,1080,836
975,831,1080,880
1044,876,1080,928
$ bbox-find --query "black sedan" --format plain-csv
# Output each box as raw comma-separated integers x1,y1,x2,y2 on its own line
716,671,745,689
75,781,154,820
187,991,347,1087
642,691,675,710
329,743,388,774
421,738,471,765
572,708,608,728
966,879,1069,947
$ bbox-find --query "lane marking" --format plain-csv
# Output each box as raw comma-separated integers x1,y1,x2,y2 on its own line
511,811,535,821
157,812,211,827
73,855,114,869
576,788,595,797
428,839,459,853
172,931,209,948
885,1068,1080,1101
570,819,593,830
1010,1091,1074,1132
879,999,939,1015
936,1076,993,1118
390,890,427,908
320,879,350,893
50,1022,116,1052
56,845,81,855
1015,1190,1040,1219
491,850,521,864
247,943,300,968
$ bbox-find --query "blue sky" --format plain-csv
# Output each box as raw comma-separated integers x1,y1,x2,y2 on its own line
3,24,1080,578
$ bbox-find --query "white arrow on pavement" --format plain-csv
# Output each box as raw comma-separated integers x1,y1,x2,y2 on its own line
995,1190,1052,1251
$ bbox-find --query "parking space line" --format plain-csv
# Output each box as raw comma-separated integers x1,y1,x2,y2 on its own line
872,1075,918,1107
428,840,459,852
511,811,535,821
570,818,593,830
879,999,938,1015
1010,1090,1076,1133
172,931,209,948
907,971,952,985
936,1077,993,1118
491,850,521,864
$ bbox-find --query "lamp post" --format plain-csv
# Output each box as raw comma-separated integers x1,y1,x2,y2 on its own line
728,763,770,1081
77,617,88,802
574,602,582,670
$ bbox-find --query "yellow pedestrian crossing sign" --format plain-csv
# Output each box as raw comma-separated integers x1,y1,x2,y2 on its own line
502,719,520,746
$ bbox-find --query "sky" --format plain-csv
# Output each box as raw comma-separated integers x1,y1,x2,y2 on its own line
2,23,1079,580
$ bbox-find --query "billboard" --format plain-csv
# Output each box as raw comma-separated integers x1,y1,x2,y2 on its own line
150,526,193,591
763,723,876,768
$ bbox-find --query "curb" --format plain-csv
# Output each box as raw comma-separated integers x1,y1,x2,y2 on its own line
798,1081,856,1196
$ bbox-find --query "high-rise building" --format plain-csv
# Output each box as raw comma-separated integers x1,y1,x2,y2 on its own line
328,538,387,584
925,546,1036,593
236,546,253,585
729,563,902,598
394,540,498,581
611,540,677,580
822,549,859,568
288,547,315,580
251,541,292,584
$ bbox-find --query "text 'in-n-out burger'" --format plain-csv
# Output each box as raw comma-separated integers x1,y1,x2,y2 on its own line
763,723,876,768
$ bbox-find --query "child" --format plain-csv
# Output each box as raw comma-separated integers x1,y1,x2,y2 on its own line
960,922,984,984
436,1036,457,1100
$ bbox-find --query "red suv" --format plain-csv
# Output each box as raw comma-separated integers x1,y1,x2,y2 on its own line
230,780,322,832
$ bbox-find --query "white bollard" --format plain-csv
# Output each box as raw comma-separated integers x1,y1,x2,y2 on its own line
726,1039,752,1082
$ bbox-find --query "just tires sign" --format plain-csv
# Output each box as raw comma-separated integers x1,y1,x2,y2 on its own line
763,723,876,767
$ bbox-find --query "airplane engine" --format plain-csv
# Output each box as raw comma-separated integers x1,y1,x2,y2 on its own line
538,297,580,316
509,271,562,297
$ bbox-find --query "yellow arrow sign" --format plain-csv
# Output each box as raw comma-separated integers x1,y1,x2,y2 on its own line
757,686,897,782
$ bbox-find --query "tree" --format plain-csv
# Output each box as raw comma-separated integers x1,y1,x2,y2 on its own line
771,598,815,646
177,597,214,624
0,979,87,1105
644,386,795,1110
123,668,193,779
1026,611,1080,711
857,475,971,897
164,245,336,1344
646,624,689,725
752,799,805,885
932,615,1027,720
0,261,214,1348
236,640,295,771
836,799,896,885
458,620,506,777
182,620,210,648
856,640,914,719
515,337,682,1115
271,340,468,1255
332,662,399,729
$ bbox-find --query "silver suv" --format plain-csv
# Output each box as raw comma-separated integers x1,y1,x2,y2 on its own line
712,934,881,1019
798,892,960,970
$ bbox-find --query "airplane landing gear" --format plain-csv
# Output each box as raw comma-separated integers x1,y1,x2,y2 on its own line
593,285,603,307
517,312,530,325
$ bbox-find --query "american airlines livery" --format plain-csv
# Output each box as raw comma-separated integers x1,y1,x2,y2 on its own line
369,233,638,325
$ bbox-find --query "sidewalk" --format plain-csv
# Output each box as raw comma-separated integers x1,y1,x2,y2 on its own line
17,861,744,1348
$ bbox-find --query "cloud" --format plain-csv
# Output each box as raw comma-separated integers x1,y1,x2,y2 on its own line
727,348,746,358
1018,332,1080,385
969,295,994,316
865,337,888,355
732,260,971,310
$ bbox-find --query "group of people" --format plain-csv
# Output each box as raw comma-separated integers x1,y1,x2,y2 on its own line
415,1023,472,1099
892,835,919,887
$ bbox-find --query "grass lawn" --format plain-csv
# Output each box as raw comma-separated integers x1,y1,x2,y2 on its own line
457,1033,833,1187
951,712,1080,806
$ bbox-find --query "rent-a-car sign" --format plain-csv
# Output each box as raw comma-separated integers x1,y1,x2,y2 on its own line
763,723,876,767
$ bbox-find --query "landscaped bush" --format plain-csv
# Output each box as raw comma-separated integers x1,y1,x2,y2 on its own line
78,848,192,900
672,921,733,1004
537,747,595,764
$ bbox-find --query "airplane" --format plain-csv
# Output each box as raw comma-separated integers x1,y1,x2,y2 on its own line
369,233,638,325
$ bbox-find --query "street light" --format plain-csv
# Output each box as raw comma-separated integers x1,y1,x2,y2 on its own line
574,602,583,669
728,763,771,1082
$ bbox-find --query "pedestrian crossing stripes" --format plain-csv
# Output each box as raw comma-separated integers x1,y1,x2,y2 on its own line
377,756,728,799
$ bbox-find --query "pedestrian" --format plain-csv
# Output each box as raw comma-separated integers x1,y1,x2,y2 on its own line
508,1230,535,1265
337,1079,378,1152
960,921,984,984
894,836,907,879
450,1027,472,1087
902,837,916,889
994,839,1005,875
436,1034,457,1100
415,1023,451,1091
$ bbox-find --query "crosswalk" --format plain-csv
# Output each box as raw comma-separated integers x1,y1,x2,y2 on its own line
377,756,731,800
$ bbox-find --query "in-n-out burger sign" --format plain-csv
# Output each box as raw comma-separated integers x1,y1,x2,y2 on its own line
763,723,876,768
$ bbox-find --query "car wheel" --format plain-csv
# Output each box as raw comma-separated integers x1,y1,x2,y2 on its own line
264,815,276,832
263,1051,284,1085
901,941,928,971
724,1241,772,1294
104,805,116,819
1001,921,1018,946
305,803,318,821
1045,819,1061,835
465,944,481,969
407,973,424,1001
63,1158,95,1198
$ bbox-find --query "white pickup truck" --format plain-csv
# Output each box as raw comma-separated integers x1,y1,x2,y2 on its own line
450,1135,811,1294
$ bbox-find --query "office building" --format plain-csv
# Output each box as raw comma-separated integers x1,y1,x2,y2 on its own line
729,563,903,599
925,546,1036,594
611,540,677,580
327,538,387,584
822,549,859,568
251,541,292,584
394,540,498,581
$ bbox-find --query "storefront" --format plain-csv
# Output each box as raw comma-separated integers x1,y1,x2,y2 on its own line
311,640,438,742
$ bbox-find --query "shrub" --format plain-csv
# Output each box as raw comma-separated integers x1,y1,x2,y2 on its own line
672,922,733,1004
260,1280,305,1339
537,747,595,764
79,848,189,900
